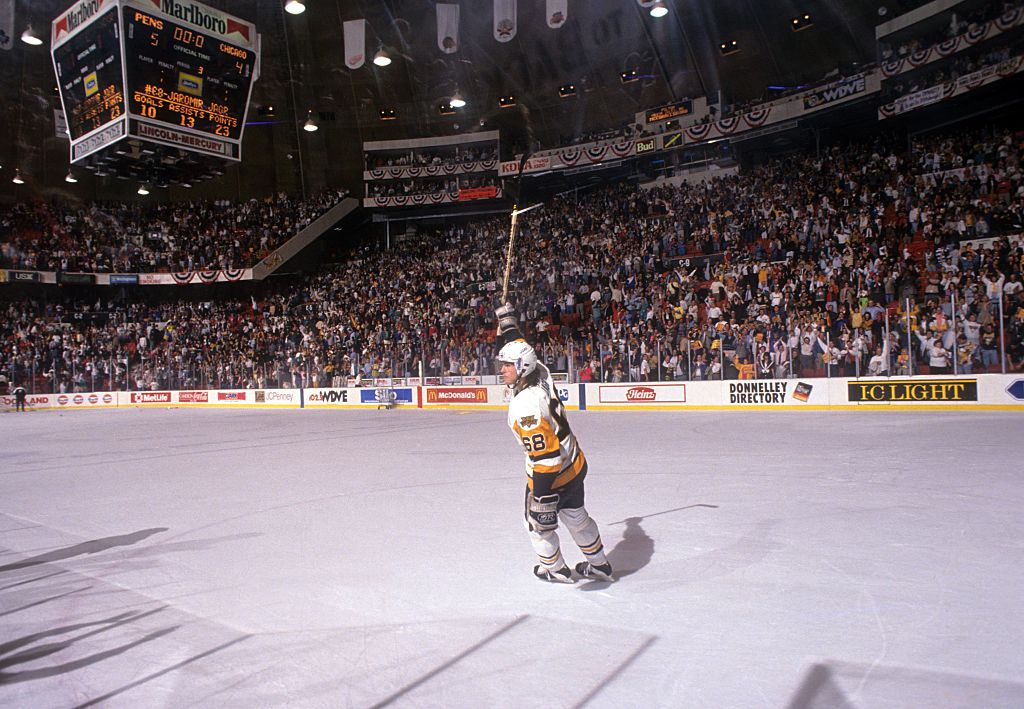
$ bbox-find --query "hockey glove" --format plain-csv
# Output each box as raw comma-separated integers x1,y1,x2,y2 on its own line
528,494,559,532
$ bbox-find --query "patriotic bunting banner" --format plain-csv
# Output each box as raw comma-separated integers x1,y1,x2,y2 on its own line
878,54,1024,119
880,7,1024,79
365,187,502,209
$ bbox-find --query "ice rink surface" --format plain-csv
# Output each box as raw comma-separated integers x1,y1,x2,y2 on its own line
1,407,1022,708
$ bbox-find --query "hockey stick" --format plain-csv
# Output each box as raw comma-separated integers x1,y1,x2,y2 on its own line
500,152,531,303
500,202,544,301
500,108,540,304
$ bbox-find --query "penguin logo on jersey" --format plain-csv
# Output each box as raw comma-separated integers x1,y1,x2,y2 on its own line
518,415,538,428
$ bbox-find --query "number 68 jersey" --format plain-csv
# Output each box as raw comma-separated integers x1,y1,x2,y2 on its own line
507,364,587,496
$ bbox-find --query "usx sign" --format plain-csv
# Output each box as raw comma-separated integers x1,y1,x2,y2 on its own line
597,384,686,404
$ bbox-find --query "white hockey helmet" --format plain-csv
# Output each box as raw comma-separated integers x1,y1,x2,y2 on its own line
497,340,537,380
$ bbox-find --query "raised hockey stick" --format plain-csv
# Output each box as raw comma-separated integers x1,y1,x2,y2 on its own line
501,202,543,302
500,107,540,304
501,151,530,303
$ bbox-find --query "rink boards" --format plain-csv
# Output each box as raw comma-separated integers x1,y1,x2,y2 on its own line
4,375,1024,412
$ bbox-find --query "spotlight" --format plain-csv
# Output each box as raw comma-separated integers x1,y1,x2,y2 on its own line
620,70,639,84
791,14,813,31
303,110,318,132
437,103,455,116
284,1,306,15
449,91,466,108
65,171,78,183
719,39,739,56
373,48,392,67
379,107,398,120
12,169,24,185
137,183,150,195
498,95,516,108
558,83,577,98
649,1,668,18
21,24,43,46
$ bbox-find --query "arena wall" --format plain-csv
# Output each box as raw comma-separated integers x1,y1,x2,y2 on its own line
4,376,1024,413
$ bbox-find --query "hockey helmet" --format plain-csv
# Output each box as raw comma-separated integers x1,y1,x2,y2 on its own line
497,339,537,380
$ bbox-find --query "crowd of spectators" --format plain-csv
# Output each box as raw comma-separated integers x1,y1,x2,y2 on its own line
882,36,1024,101
364,144,498,171
368,175,498,199
879,0,1022,63
0,189,347,274
556,123,640,149
1,125,1022,394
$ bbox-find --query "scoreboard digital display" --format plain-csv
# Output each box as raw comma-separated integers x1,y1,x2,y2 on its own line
52,0,259,164
123,7,256,142
51,7,125,142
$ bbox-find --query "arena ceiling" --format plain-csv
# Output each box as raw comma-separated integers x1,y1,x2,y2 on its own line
0,0,929,201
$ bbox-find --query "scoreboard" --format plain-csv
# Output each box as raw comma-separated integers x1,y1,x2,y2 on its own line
123,6,257,144
51,5,125,144
51,0,259,164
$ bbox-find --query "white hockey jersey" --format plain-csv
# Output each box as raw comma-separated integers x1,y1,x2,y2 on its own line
506,363,586,495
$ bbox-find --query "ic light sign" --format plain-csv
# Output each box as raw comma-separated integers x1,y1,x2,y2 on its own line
848,379,977,402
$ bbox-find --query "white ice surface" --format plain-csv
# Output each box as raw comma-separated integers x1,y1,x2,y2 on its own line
1,408,1022,708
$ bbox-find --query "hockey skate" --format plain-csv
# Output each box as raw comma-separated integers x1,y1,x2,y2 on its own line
533,564,574,584
575,561,614,582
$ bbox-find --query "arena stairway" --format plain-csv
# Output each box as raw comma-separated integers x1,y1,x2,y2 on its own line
250,196,360,279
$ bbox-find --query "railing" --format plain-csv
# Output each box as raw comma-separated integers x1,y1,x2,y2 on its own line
4,287,1020,396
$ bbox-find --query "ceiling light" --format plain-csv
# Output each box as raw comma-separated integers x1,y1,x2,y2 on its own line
649,2,668,18
558,84,577,98
12,169,24,185
498,95,516,108
284,1,306,15
21,24,43,46
137,183,150,195
379,108,398,120
719,39,739,56
620,70,639,84
437,103,456,116
373,48,392,67
303,110,318,132
65,171,78,183
449,92,466,108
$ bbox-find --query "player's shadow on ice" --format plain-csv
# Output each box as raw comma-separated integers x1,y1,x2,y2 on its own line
0,528,168,573
579,504,717,590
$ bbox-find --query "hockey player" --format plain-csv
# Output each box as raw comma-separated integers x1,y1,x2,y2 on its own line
495,303,613,584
